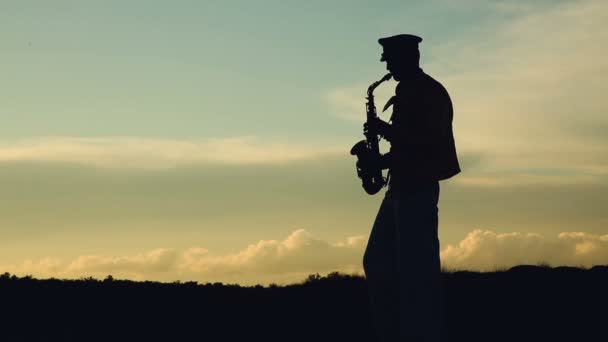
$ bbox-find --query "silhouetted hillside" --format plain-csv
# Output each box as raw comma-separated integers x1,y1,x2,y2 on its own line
1,266,606,342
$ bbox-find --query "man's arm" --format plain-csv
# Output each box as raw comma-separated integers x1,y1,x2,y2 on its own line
378,151,392,170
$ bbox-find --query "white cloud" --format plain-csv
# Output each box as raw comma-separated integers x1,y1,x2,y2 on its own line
0,136,345,169
2,228,607,285
1,229,367,285
176,229,366,283
436,0,608,184
441,229,608,271
66,248,178,277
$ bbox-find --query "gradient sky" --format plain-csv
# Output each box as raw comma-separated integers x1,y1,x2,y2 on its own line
1,0,607,285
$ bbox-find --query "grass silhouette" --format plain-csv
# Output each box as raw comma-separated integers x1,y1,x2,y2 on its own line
1,266,606,342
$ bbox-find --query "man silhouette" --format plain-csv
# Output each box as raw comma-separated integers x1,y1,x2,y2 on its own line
362,34,460,342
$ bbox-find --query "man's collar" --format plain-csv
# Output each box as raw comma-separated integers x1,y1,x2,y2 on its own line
402,67,424,79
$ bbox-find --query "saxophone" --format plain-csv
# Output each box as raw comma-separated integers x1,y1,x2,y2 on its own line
350,73,392,195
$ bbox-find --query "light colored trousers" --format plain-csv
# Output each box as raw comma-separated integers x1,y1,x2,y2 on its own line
363,181,443,342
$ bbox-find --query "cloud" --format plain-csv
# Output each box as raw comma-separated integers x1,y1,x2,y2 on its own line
66,248,178,277
327,0,608,186
1,229,367,285
0,136,345,169
439,0,608,186
441,230,608,271
2,228,607,285
176,229,367,283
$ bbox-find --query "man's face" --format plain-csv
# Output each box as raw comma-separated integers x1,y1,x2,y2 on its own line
382,51,419,81
384,58,406,81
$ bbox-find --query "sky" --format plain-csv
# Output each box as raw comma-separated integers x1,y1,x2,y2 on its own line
1,0,607,285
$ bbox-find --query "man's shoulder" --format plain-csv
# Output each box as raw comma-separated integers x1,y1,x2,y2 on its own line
394,70,450,104
421,72,449,97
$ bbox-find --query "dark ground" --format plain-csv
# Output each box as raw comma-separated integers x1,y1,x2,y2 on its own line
1,265,606,342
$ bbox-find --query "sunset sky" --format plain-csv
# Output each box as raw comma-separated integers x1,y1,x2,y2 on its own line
1,0,607,285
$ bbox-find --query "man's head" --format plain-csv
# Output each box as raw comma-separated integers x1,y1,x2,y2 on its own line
378,34,422,81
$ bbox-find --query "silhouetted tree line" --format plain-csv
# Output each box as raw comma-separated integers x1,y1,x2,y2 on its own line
0,266,606,342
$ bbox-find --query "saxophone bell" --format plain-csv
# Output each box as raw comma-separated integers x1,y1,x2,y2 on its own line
350,140,385,195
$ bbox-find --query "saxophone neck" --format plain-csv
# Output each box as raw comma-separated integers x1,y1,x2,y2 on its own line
367,73,393,97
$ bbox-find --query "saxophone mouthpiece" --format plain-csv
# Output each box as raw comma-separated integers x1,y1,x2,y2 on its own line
368,73,393,96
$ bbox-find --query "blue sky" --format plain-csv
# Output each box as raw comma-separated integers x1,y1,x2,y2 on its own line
1,0,537,139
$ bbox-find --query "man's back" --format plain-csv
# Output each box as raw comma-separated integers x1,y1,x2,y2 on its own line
387,69,460,189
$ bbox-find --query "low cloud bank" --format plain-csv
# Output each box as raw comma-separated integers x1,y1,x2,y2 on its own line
3,229,607,285
441,230,608,271
2,229,365,285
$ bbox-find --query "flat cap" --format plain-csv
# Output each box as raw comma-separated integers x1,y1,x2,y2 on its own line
378,34,422,61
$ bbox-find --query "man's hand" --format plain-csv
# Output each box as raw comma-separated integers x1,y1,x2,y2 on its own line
356,156,378,172
363,117,393,141
356,152,391,171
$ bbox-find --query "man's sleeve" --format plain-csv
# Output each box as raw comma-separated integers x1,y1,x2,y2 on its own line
379,151,392,170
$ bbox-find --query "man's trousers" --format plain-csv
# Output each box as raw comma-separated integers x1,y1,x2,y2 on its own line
363,181,443,342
